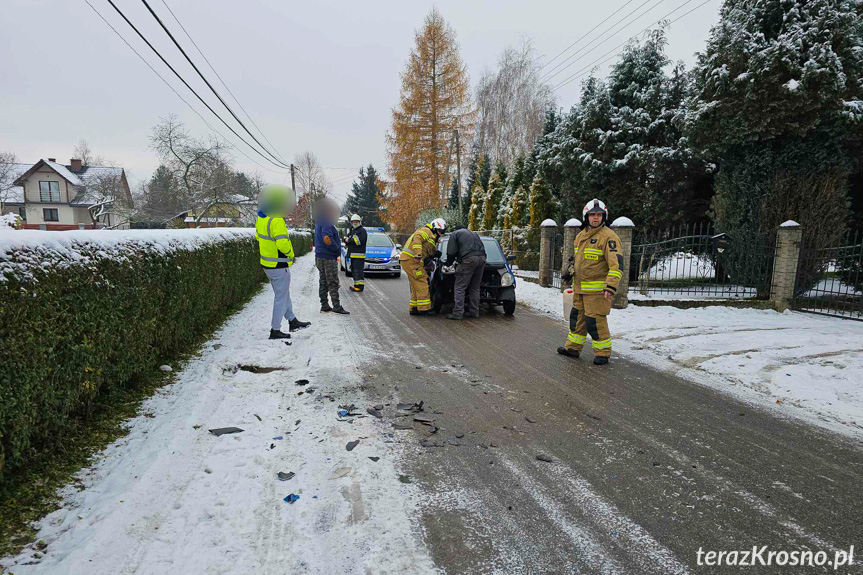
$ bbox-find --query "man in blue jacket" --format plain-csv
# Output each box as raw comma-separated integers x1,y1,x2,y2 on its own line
313,198,349,314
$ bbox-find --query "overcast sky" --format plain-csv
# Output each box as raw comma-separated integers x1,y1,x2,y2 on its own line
0,0,723,203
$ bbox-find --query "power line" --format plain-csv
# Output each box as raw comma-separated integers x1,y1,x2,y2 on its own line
100,0,290,171
539,0,638,72
553,0,710,92
158,0,291,166
83,0,289,176
540,0,664,83
138,0,291,169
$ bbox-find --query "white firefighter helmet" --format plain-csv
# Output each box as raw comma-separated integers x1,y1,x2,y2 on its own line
582,198,608,225
350,213,361,222
429,218,447,233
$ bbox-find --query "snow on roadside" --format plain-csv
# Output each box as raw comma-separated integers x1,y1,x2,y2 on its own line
3,254,439,575
517,280,863,439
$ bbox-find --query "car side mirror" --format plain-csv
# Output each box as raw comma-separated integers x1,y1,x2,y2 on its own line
396,244,402,249
506,254,517,262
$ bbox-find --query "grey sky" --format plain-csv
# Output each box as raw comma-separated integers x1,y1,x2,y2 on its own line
0,0,723,203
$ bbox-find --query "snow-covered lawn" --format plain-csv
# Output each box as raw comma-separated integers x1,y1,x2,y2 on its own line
517,280,863,439
3,255,437,575
644,251,715,280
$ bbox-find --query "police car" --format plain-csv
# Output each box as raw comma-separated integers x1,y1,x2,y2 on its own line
340,228,402,278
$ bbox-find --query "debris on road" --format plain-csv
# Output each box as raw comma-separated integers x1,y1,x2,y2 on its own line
346,440,360,451
283,494,300,504
396,401,424,415
525,416,537,423
239,365,284,374
447,439,461,446
536,454,553,463
419,439,443,448
369,457,380,462
254,414,262,422
277,471,295,481
208,427,243,436
399,475,412,484
392,423,413,430
330,467,352,480
272,436,283,440
367,407,383,419
295,379,309,385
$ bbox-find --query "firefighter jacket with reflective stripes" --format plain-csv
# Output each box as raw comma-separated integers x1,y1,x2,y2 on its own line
345,225,367,259
399,225,438,261
256,213,295,268
571,224,623,295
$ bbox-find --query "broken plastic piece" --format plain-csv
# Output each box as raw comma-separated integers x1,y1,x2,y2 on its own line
277,471,295,481
295,379,309,385
284,494,300,504
329,467,352,480
346,440,360,451
536,454,553,463
273,436,283,440
209,427,243,436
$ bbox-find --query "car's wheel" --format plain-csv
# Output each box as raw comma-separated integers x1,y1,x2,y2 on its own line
432,287,443,314
503,299,516,316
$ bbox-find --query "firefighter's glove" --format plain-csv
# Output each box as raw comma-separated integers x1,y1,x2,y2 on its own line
433,250,443,259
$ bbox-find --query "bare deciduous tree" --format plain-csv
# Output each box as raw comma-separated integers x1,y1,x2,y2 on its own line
150,115,240,225
475,39,555,168
0,151,20,214
293,151,331,225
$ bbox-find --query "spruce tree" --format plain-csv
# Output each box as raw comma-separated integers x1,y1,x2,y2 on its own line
345,165,385,227
690,0,863,234
528,171,552,228
482,165,505,230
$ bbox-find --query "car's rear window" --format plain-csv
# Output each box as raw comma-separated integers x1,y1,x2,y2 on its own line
367,234,394,248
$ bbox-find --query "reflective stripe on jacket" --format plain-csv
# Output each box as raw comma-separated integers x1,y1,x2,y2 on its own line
256,215,295,268
399,225,437,261
571,224,622,295
345,226,367,259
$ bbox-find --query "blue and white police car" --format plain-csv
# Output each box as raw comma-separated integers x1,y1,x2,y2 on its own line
340,228,402,278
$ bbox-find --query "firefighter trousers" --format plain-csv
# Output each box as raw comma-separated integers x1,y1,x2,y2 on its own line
564,293,612,358
400,257,431,311
350,256,365,289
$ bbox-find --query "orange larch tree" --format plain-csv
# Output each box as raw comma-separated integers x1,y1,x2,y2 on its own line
385,8,474,232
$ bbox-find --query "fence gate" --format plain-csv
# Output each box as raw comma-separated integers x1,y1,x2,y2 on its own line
630,223,775,300
791,230,863,320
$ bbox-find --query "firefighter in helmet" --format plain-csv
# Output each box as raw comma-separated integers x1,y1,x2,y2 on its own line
344,213,367,292
399,218,446,315
558,199,622,365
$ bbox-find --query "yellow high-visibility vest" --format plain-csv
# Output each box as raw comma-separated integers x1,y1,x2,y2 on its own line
256,215,295,268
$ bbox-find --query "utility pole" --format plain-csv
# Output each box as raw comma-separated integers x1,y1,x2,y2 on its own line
290,163,296,191
455,129,462,214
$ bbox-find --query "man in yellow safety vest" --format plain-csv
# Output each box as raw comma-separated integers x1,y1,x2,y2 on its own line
256,184,310,340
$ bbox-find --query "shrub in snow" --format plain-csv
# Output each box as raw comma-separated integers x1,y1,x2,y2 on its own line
0,228,311,478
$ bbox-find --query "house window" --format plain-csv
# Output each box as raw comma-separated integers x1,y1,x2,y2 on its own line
43,208,59,222
19,207,26,221
39,181,61,202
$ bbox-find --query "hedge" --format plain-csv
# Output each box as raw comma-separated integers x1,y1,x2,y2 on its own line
0,228,310,479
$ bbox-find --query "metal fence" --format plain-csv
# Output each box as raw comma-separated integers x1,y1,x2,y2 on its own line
631,223,775,300
792,230,863,320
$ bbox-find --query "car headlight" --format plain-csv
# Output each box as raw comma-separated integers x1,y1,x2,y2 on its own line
500,271,514,287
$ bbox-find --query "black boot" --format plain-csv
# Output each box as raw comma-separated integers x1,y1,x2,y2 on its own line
269,329,291,340
417,309,437,316
447,313,463,320
321,303,332,312
557,347,579,358
409,307,419,315
332,306,350,315
289,318,311,332
593,356,609,365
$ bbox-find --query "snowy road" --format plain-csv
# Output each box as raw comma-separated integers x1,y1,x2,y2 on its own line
5,259,863,574
4,255,438,575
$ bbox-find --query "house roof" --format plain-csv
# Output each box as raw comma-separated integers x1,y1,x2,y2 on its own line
4,160,126,208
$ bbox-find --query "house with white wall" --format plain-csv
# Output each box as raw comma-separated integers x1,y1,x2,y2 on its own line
0,158,132,230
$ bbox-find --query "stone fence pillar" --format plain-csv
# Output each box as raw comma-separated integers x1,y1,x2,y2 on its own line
770,221,803,312
610,217,634,309
562,219,581,291
538,219,557,288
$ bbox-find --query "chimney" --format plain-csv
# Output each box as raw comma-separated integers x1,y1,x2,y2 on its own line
47,158,56,162
70,158,83,172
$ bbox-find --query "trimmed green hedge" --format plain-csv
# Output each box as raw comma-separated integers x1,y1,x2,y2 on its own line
0,228,310,478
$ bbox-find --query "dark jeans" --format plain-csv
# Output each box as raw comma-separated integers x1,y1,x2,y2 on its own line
453,255,485,316
315,258,340,307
